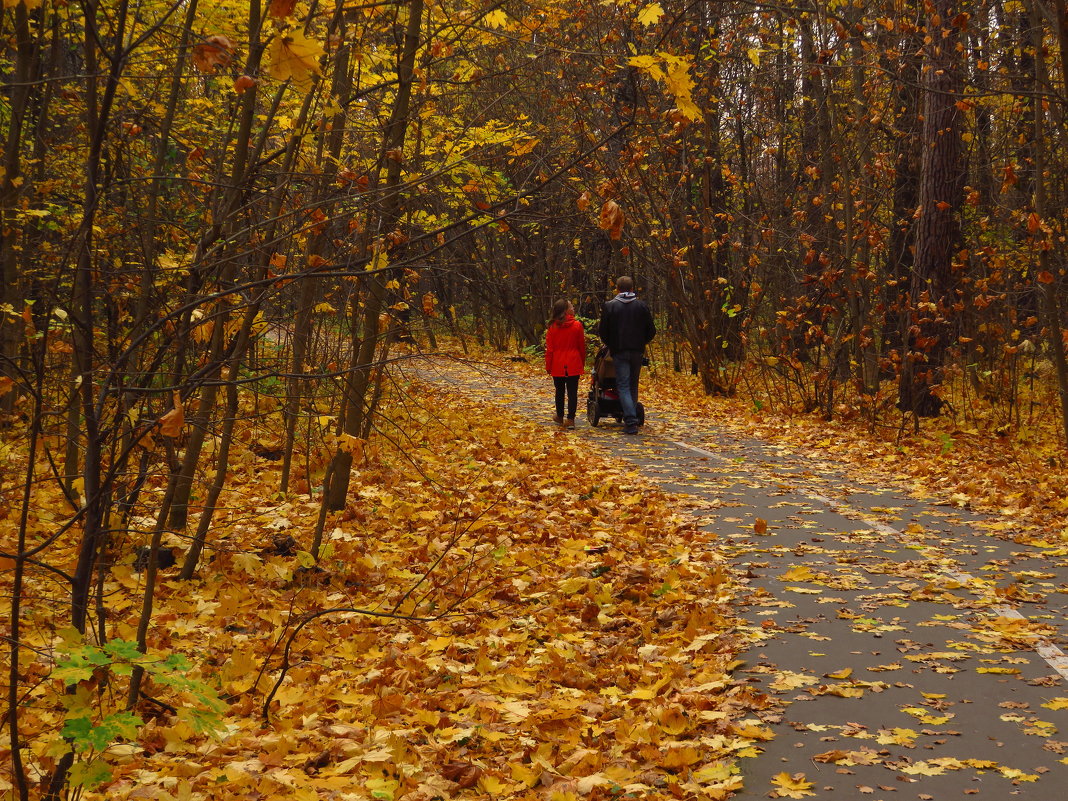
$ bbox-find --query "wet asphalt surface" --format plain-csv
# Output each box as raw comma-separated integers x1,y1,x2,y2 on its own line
416,361,1068,800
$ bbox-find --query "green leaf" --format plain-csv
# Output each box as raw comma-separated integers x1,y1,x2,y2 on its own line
61,716,95,750
62,711,142,753
68,759,112,790
104,639,144,661
177,705,225,736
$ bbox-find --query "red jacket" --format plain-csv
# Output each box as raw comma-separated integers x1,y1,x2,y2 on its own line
545,314,586,377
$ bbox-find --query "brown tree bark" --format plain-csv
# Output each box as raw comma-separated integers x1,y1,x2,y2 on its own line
898,0,967,419
325,0,424,510
1033,0,1068,444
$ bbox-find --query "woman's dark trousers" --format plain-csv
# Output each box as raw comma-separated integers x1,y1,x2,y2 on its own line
554,375,580,419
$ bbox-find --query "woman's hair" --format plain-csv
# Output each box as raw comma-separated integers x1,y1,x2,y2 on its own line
550,298,570,325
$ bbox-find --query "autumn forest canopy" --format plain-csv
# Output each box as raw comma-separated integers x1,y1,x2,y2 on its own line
4,0,1068,796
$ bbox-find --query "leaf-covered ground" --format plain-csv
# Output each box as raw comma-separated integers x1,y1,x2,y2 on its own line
429,348,1068,799
8,343,1068,800
645,365,1068,544
4,370,763,800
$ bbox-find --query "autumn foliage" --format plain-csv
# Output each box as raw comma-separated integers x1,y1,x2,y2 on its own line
3,0,1068,796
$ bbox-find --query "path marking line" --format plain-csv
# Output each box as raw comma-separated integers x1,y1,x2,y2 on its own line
665,437,1068,682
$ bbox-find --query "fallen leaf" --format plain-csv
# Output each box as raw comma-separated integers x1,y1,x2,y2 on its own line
771,771,816,799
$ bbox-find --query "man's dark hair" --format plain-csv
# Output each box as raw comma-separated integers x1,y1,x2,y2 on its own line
616,276,634,293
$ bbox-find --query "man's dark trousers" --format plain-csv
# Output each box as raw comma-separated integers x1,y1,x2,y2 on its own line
613,350,643,431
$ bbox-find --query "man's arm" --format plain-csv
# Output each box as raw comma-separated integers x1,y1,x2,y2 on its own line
598,303,611,344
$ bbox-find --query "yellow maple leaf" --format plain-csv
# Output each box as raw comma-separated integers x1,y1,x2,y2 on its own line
662,746,702,768
875,727,917,746
998,767,1038,781
901,706,953,725
817,683,864,698
691,762,735,784
899,761,945,776
962,759,999,769
1042,697,1068,710
484,8,508,28
769,671,817,692
637,2,664,26
656,705,690,735
477,774,508,794
730,722,774,741
627,52,703,122
510,763,541,788
267,30,324,87
496,674,535,695
781,565,814,581
770,772,815,799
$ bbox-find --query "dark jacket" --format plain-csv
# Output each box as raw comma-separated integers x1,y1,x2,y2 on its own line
545,314,586,377
598,292,656,354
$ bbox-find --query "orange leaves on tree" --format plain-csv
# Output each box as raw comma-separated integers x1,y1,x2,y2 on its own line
1000,163,1018,193
158,391,184,438
421,292,438,317
337,433,364,462
192,35,234,74
267,31,324,87
233,75,257,94
268,0,297,17
577,190,591,211
598,200,624,240
1037,270,1055,284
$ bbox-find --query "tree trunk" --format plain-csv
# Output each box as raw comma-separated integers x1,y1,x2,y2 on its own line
898,0,966,419
325,0,424,510
1032,0,1068,444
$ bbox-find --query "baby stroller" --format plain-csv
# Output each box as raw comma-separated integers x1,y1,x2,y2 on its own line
586,345,645,427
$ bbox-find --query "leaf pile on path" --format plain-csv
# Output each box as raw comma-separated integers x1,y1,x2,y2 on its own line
489,348,1066,541
10,376,762,800
651,370,1068,541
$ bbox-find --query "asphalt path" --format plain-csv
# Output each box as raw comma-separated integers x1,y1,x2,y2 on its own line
414,359,1068,800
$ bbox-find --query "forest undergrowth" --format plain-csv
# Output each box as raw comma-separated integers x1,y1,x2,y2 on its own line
1,368,755,800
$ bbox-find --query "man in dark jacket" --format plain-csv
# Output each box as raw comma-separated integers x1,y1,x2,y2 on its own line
598,276,656,434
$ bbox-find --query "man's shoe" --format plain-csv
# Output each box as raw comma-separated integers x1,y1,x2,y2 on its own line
553,414,563,425
624,425,639,435
565,417,575,429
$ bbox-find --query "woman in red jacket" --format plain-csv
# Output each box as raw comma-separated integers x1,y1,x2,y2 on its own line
545,299,586,429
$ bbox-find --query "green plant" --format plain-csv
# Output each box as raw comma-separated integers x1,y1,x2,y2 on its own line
48,634,226,791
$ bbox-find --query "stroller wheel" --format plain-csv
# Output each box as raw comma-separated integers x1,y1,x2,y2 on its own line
586,394,601,427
